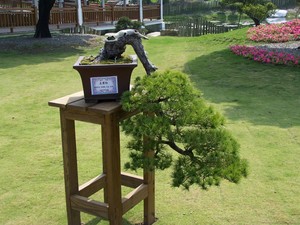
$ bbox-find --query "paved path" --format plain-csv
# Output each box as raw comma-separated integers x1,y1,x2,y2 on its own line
0,23,107,35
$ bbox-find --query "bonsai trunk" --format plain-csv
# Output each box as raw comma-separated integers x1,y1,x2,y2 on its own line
34,0,55,38
98,29,157,75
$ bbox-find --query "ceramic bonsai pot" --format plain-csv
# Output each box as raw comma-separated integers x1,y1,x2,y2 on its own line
73,55,138,103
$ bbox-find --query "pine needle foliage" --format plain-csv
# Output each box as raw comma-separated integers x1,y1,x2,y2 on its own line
121,70,248,190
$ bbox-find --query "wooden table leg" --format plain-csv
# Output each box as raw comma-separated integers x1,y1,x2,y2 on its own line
102,112,122,225
60,109,81,225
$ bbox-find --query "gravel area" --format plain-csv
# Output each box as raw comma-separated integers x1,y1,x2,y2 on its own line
0,33,104,53
256,41,300,57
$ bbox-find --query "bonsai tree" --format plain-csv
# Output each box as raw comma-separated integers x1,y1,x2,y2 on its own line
121,70,248,190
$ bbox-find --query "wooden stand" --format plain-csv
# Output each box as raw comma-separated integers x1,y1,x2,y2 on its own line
49,91,155,225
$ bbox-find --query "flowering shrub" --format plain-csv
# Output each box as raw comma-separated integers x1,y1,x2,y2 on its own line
230,45,300,66
247,19,300,43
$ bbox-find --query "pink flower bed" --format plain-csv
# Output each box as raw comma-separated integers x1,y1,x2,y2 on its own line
247,19,300,43
230,20,300,66
230,45,300,66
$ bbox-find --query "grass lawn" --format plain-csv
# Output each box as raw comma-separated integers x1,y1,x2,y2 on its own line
0,29,299,225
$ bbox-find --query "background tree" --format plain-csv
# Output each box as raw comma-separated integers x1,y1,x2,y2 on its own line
121,70,248,190
115,17,143,32
296,0,300,18
34,0,56,38
220,0,276,26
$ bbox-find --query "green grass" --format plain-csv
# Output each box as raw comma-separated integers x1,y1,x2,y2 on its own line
0,29,299,225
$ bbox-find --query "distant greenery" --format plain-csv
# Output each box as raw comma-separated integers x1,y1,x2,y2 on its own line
165,10,253,25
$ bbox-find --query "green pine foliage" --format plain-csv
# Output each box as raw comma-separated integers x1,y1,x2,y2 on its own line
121,70,248,190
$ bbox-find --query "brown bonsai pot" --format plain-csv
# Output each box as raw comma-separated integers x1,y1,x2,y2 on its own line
73,55,138,103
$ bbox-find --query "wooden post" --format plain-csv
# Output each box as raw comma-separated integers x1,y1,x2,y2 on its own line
111,5,114,24
9,12,14,33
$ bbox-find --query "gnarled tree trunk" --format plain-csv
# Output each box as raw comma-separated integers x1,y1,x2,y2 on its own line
97,29,157,75
34,0,55,38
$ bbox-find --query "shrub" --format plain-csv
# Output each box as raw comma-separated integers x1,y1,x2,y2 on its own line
115,16,143,32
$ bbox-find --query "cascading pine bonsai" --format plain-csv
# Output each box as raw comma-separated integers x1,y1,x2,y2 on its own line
121,70,248,190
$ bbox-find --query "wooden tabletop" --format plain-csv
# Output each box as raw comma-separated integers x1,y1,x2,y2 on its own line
48,91,124,115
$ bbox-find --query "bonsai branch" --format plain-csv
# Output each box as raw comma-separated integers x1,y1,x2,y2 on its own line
159,139,194,158
97,29,157,75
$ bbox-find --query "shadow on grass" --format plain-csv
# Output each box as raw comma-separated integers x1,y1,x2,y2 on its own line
184,48,300,128
0,33,100,68
83,217,142,225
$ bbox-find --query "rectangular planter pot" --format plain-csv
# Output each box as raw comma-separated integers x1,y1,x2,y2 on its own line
73,55,138,103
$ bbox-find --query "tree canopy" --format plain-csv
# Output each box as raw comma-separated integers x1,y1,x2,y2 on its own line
220,0,276,26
